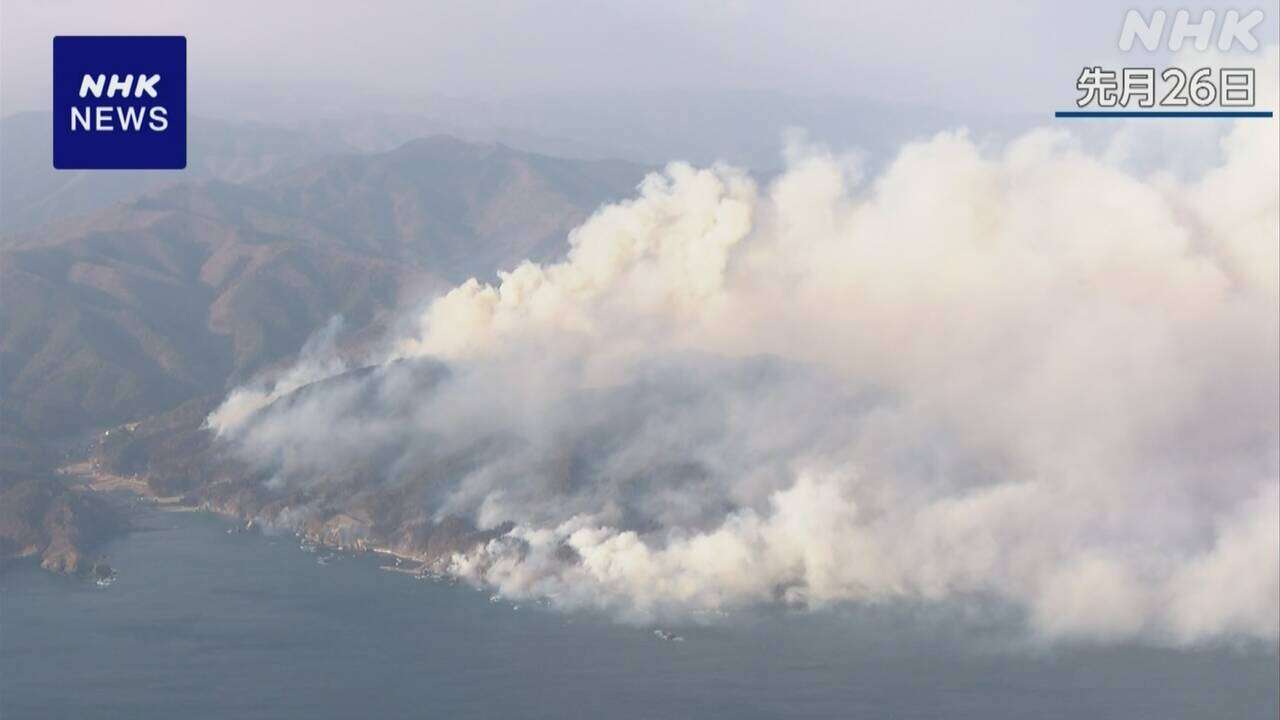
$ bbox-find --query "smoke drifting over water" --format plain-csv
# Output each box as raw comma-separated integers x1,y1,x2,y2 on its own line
211,52,1279,645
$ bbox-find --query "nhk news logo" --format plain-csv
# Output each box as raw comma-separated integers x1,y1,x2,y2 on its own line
53,36,187,169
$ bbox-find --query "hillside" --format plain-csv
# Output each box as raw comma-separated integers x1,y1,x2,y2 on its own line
0,136,644,571
1,136,643,439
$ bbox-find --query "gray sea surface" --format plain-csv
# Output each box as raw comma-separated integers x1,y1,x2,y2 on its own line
2,507,1276,719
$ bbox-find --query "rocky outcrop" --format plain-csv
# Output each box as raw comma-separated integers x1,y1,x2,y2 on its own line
0,477,125,574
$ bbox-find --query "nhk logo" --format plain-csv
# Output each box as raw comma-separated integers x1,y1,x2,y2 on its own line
53,36,186,169
73,73,169,132
1118,9,1265,52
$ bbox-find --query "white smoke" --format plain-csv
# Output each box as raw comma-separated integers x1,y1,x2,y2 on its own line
212,50,1279,645
206,316,348,434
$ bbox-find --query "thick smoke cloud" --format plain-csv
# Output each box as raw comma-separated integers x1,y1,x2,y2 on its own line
211,51,1279,645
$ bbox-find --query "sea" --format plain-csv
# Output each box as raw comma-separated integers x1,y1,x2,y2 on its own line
2,506,1276,719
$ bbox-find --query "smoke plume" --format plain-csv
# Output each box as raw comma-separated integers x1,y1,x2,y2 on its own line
211,51,1279,645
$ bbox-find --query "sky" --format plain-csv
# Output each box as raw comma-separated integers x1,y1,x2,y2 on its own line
3,0,1277,121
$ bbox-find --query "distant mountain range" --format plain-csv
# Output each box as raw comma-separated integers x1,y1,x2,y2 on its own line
0,128,645,571
1,112,346,234
4,93,1032,235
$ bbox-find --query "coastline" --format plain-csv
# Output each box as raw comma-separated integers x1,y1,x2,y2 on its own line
63,459,445,578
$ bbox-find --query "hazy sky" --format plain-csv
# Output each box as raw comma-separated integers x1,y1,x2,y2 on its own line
3,0,1277,120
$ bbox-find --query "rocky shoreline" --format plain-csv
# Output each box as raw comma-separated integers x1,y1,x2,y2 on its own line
66,452,510,584
0,473,126,577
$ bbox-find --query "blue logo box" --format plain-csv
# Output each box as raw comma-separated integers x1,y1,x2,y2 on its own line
53,36,186,170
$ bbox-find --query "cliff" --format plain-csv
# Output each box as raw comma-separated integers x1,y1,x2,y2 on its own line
0,475,125,574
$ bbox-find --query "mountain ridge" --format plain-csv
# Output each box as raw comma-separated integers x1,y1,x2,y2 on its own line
1,134,647,571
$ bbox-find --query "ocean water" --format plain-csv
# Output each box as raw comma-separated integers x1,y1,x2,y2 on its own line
2,508,1276,720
